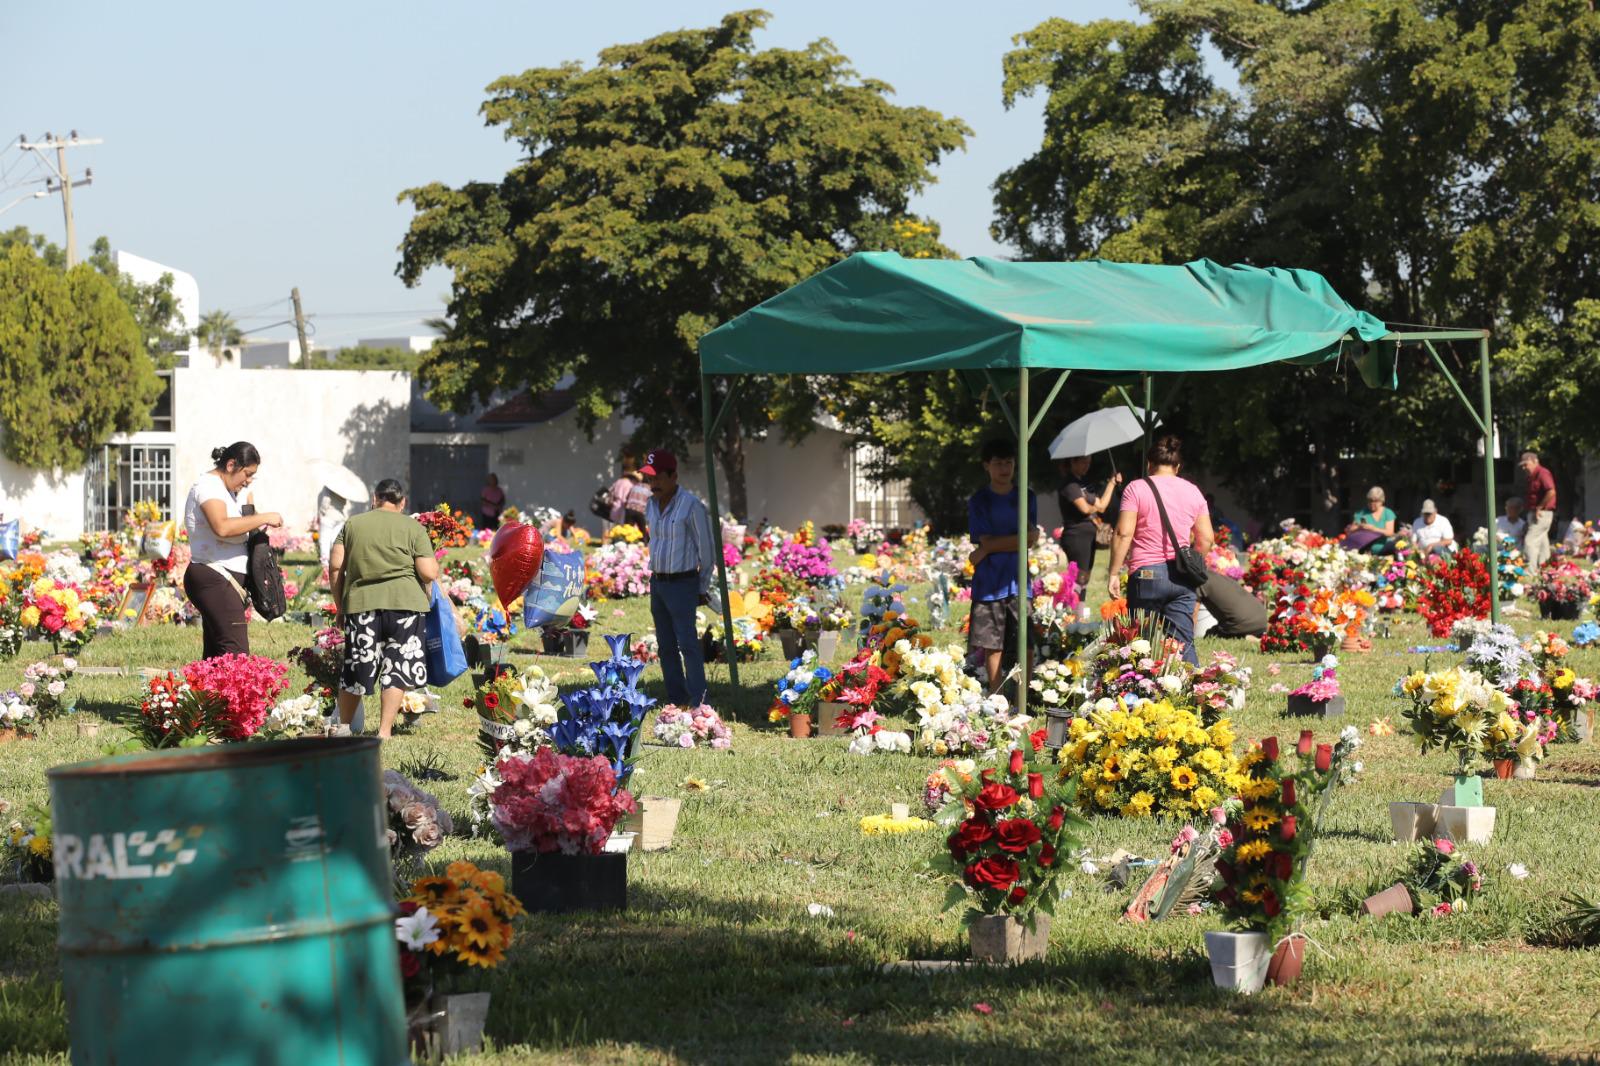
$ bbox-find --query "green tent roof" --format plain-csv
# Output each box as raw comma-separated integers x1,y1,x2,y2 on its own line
699,253,1397,386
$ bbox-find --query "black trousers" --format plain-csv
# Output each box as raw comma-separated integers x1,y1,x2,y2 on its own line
1058,522,1098,592
183,564,250,659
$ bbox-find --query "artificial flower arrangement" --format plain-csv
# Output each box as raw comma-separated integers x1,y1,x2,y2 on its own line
131,654,290,748
3,800,52,883
1057,699,1243,819
1083,613,1189,707
604,522,644,545
547,634,656,783
1213,728,1362,948
1288,655,1342,705
767,650,834,726
1028,658,1086,715
413,504,475,551
653,703,733,749
384,769,455,867
804,602,855,633
0,689,39,737
473,664,562,758
1397,666,1518,774
15,576,97,653
930,744,1090,929
764,595,809,634
1414,548,1492,637
700,610,766,662
1451,616,1495,648
15,657,77,721
1469,532,1528,600
0,594,22,660
487,747,636,855
924,758,976,814
773,535,840,588
1533,561,1593,607
289,626,345,711
894,641,1032,757
1190,651,1253,723
395,861,524,991
1394,836,1484,917
257,694,330,739
585,542,652,599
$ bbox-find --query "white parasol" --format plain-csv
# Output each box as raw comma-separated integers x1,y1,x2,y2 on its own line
1048,406,1160,460
308,460,368,503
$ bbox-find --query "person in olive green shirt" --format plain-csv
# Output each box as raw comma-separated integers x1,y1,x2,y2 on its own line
328,478,440,738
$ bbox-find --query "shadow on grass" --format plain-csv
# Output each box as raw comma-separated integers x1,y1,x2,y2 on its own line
483,882,1535,1065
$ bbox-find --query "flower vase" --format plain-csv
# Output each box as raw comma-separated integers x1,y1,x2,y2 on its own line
1550,600,1581,621
814,630,840,662
777,628,802,661
1513,759,1537,780
1203,930,1271,994
968,913,1050,964
1266,933,1307,987
788,713,812,739
1388,802,1439,842
510,849,628,914
620,796,681,851
410,992,491,1057
1492,758,1515,781
1359,882,1415,918
816,701,850,736
1339,634,1363,653
1286,694,1345,718
1574,709,1595,744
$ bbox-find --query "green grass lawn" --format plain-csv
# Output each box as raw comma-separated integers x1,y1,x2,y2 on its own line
2,567,1599,1065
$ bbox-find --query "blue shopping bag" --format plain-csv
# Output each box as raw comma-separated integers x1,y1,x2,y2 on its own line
424,581,468,686
523,549,585,630
0,519,17,561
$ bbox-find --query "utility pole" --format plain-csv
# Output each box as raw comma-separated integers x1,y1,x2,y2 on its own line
18,131,102,266
291,287,312,368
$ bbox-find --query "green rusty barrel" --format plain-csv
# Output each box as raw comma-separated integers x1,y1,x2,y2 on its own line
48,737,406,1065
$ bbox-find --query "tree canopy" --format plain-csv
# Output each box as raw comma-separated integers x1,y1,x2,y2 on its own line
302,344,421,372
990,0,1600,521
397,9,970,515
0,241,162,470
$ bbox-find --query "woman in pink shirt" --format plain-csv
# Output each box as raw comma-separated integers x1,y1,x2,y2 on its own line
1106,435,1215,664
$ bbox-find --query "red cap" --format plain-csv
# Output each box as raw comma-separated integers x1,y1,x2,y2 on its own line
639,449,677,476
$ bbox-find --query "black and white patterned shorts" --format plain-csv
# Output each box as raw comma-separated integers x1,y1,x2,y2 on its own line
339,610,428,695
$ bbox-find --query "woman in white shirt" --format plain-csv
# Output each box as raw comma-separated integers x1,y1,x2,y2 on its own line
182,442,282,658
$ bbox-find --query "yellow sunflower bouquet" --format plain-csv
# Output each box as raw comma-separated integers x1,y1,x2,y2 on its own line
1056,699,1244,818
396,861,525,992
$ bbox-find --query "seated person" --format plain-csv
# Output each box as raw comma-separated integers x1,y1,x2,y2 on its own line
1411,499,1456,557
1495,497,1527,549
1342,486,1396,552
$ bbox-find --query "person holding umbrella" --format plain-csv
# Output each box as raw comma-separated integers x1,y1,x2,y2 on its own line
1057,457,1121,601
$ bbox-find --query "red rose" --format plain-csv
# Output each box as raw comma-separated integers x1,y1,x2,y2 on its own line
1261,736,1279,761
1216,859,1236,885
462,698,474,709
398,900,419,916
1280,815,1297,842
1281,779,1297,807
1046,806,1065,831
1262,889,1282,917
948,819,995,858
994,818,1042,853
1271,851,1294,881
1217,887,1237,907
1297,730,1314,756
1029,728,1046,753
1007,885,1027,905
1315,744,1332,772
975,782,1021,811
399,950,421,978
1009,748,1025,775
966,857,1020,892
484,692,500,709
1027,773,1044,800
1038,843,1056,867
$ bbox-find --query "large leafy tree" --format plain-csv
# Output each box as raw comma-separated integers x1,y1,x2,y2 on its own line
0,241,161,469
991,1,1600,522
397,10,969,516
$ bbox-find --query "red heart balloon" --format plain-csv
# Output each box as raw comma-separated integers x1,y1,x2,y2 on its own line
487,522,544,609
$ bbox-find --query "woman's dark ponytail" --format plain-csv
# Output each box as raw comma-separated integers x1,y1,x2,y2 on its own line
212,441,261,471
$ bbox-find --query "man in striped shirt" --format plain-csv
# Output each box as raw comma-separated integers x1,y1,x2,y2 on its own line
642,449,715,706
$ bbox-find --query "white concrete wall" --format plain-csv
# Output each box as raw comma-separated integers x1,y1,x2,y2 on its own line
0,441,85,538
171,368,412,530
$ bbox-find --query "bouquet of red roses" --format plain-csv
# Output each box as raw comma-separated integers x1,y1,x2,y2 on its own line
930,744,1088,928
488,748,635,855
1415,549,1491,637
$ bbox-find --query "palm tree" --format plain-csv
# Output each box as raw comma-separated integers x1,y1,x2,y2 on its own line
194,310,242,366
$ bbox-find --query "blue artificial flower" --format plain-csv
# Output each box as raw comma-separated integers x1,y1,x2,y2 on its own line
815,667,833,682
604,632,632,660
548,717,595,755
1573,622,1599,648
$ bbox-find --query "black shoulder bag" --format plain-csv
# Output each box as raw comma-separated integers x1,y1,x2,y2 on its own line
1143,477,1208,589
240,505,287,620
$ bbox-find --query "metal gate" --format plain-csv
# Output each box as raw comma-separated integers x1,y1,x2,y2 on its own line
408,443,488,519
84,444,174,532
849,444,915,528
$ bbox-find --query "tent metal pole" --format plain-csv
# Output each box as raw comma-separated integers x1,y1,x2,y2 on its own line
1480,337,1500,623
1027,369,1072,438
1141,373,1154,461
982,369,1020,436
1016,368,1030,719
1422,341,1488,435
701,374,740,685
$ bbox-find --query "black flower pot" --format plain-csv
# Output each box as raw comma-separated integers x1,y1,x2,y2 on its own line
1545,600,1581,621
541,629,590,658
510,850,627,914
1287,694,1345,718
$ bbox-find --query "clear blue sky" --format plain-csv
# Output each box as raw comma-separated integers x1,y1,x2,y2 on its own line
1,1,1142,345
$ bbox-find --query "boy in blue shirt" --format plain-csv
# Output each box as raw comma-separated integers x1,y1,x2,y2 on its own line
967,438,1039,692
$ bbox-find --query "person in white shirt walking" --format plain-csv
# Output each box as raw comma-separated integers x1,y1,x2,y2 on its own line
641,449,715,706
1411,499,1456,557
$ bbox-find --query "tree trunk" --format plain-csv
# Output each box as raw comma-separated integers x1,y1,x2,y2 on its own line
713,411,749,522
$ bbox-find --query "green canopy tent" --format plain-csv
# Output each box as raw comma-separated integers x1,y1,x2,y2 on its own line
697,252,1496,716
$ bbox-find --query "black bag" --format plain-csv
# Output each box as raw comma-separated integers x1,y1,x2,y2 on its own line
588,484,614,520
1142,477,1209,589
240,506,287,620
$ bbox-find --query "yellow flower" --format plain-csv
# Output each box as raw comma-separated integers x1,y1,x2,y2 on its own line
1193,748,1224,774
1236,839,1273,864
28,834,50,857
1101,754,1123,782
860,814,934,835
1121,791,1155,817
1151,745,1179,772
19,606,40,628
1191,786,1220,811
1244,809,1278,832
1094,785,1116,808
1170,766,1198,791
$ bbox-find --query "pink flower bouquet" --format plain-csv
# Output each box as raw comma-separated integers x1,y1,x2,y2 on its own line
489,748,635,855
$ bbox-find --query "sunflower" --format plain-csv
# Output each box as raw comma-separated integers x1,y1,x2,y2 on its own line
410,876,460,906
455,936,507,969
1235,839,1273,863
1244,808,1279,832
455,897,508,952
1169,766,1199,791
